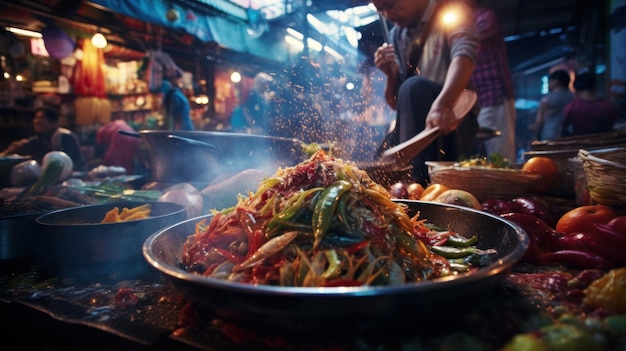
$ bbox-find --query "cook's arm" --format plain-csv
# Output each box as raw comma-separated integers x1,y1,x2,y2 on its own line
427,55,476,134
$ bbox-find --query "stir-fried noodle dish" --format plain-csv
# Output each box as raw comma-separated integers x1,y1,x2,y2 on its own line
181,150,496,287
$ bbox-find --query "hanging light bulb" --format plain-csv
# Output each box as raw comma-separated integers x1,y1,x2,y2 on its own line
91,31,107,48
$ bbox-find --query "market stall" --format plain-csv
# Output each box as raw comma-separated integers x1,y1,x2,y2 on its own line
1,1,625,350
1,141,626,350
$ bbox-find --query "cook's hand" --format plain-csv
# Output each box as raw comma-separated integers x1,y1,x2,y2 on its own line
425,107,460,135
374,43,397,76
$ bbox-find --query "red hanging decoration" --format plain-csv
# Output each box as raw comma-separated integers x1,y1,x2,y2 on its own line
72,38,106,98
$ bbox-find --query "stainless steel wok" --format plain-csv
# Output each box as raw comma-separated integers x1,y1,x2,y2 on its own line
136,130,306,186
143,201,528,332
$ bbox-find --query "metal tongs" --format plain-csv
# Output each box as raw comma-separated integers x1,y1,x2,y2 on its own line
379,11,391,44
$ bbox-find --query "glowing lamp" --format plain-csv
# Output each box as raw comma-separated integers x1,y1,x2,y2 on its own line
91,32,107,48
439,4,466,29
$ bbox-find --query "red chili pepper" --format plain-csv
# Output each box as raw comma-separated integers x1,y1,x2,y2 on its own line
114,287,140,308
557,232,626,266
344,240,370,255
594,223,626,247
500,213,562,250
500,212,562,263
539,249,615,270
247,229,265,257
322,279,364,287
214,248,244,263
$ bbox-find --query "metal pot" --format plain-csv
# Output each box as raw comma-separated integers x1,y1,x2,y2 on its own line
36,201,186,277
0,211,45,260
135,130,306,186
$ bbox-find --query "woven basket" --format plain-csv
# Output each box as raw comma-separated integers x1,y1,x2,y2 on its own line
578,148,626,205
426,161,542,201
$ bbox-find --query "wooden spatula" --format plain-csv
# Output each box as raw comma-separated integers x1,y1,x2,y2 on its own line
379,89,477,167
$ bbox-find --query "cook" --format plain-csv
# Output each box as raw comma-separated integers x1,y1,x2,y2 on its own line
372,0,479,185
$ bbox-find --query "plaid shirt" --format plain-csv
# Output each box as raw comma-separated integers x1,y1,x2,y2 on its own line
470,8,515,107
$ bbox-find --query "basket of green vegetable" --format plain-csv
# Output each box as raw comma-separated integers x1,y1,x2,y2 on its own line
427,154,541,201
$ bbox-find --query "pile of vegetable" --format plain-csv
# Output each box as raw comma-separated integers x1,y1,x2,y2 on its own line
101,204,152,223
456,153,512,169
181,150,497,287
481,197,626,270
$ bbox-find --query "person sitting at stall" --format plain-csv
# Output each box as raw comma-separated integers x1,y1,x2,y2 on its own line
95,112,144,175
561,69,617,137
373,0,480,185
0,106,86,171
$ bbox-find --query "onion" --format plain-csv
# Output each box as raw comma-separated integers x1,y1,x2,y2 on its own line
389,182,408,199
158,182,204,219
10,160,42,187
42,151,73,181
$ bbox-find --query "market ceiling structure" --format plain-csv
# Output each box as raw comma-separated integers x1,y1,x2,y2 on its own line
0,0,610,74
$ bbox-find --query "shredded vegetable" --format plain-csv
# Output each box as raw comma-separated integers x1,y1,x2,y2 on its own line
181,150,491,287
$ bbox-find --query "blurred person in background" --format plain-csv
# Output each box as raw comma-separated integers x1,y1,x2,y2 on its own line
561,69,617,137
531,69,574,141
0,107,85,171
96,112,144,174
160,67,195,131
236,72,274,134
468,0,517,161
372,0,480,185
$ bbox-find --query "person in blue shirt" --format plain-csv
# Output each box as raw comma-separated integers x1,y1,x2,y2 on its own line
161,68,194,131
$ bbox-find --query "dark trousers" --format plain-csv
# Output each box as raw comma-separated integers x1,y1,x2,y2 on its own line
378,76,478,185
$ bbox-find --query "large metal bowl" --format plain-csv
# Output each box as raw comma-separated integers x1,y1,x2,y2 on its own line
143,201,528,332
36,201,186,277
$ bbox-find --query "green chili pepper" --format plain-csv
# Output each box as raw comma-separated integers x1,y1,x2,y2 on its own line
449,261,470,272
447,234,478,247
321,250,341,279
268,221,312,236
312,180,352,249
337,195,351,230
429,245,480,259
255,177,282,195
393,227,431,262
268,187,323,231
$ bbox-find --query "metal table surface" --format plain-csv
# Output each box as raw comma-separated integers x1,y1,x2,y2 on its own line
0,254,622,351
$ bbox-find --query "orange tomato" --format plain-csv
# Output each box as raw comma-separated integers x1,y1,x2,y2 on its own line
419,183,450,201
521,156,560,193
407,183,425,200
555,204,619,234
522,156,559,177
